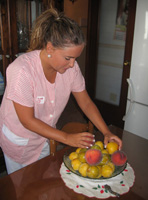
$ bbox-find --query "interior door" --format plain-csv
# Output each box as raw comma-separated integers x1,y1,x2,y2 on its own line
85,0,137,128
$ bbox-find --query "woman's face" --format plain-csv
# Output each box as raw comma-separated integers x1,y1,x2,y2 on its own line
47,43,84,74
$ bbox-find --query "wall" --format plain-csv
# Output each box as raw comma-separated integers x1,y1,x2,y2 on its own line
64,0,88,76
95,0,126,106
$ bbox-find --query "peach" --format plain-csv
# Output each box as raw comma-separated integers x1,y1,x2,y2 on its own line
111,150,127,166
85,149,102,166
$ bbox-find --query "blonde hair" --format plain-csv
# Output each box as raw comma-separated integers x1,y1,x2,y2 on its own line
28,8,85,51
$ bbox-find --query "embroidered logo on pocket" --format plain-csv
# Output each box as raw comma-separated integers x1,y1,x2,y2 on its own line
36,96,45,104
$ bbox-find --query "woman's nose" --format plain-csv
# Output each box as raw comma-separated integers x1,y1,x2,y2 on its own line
69,59,75,68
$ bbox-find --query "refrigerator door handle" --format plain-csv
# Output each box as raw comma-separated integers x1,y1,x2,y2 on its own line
123,78,134,121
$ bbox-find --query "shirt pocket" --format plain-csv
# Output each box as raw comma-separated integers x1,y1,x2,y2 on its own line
2,124,29,146
1,124,29,163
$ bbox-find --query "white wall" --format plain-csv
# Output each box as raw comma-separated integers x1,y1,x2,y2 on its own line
95,0,126,106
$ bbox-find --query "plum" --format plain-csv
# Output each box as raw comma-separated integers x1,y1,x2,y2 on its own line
85,149,102,166
111,150,127,166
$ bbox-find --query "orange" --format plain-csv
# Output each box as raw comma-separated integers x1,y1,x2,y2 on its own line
101,149,109,154
76,147,81,154
101,164,114,178
69,152,78,160
98,154,110,166
96,165,102,178
107,161,115,172
95,141,104,150
78,163,89,177
106,142,119,154
78,152,86,163
87,166,99,178
71,158,81,170
91,144,101,151
79,148,87,153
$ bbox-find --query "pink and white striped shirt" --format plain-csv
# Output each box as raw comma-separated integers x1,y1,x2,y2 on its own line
0,50,85,165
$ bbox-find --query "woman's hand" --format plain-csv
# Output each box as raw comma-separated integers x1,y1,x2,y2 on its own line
103,131,122,150
66,132,95,148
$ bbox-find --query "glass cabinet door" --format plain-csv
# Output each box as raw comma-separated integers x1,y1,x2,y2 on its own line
0,0,63,92
0,0,9,91
0,0,47,88
16,0,44,52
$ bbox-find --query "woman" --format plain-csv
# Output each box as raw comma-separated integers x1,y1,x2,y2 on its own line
0,8,122,174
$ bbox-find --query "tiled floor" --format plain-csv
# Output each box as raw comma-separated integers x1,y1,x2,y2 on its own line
0,95,87,178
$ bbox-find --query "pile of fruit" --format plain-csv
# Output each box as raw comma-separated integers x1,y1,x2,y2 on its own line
68,141,127,179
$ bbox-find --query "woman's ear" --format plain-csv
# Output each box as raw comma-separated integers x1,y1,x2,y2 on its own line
46,42,55,54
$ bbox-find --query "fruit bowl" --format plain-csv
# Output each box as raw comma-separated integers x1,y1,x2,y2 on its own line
63,147,127,180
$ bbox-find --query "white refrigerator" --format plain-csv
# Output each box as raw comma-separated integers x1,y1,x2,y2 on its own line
123,0,148,140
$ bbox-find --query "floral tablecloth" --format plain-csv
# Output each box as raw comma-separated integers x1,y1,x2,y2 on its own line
60,162,135,199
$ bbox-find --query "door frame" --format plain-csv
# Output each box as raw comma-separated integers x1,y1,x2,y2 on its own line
85,0,137,128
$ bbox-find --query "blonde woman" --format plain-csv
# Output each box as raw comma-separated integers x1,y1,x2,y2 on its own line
0,8,122,174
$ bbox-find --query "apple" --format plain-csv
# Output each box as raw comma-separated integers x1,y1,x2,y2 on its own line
85,149,102,166
111,150,127,166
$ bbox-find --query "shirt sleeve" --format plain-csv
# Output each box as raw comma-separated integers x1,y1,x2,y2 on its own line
70,62,86,92
6,66,34,107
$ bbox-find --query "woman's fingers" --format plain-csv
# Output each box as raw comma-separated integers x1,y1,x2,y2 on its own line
67,132,95,148
104,134,122,150
81,133,95,146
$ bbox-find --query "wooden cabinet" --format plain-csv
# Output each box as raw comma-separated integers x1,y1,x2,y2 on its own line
0,0,48,85
0,0,63,85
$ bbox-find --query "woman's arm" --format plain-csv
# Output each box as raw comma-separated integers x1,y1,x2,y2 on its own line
72,90,122,149
13,101,94,148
